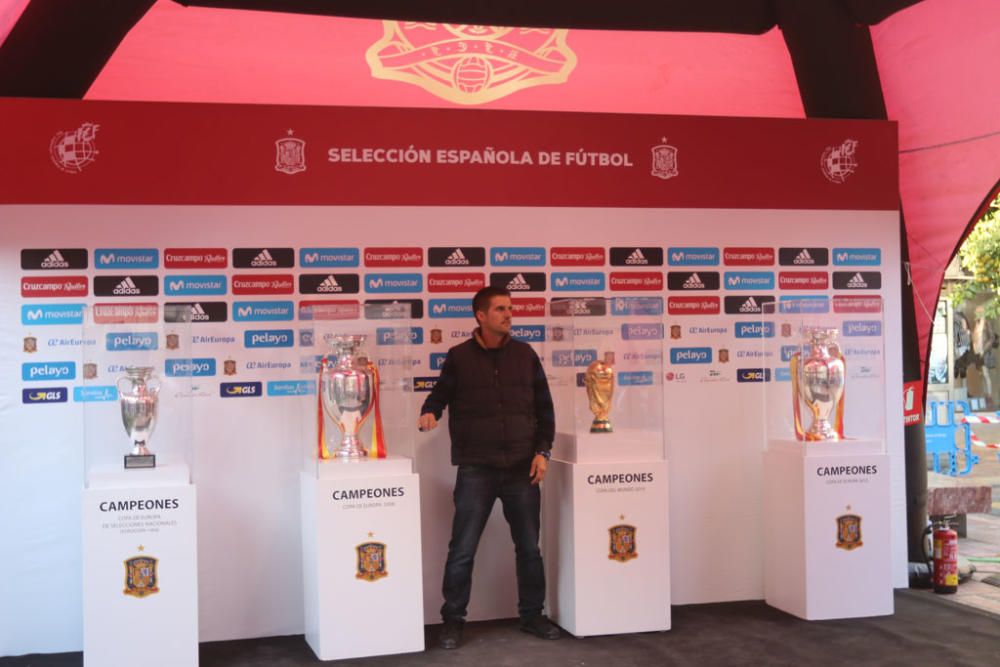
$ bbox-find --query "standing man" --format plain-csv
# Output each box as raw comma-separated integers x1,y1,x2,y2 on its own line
418,286,561,649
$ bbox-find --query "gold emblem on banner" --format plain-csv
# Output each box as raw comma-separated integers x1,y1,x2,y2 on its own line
366,23,576,105
670,325,682,340
275,129,306,175
356,533,388,582
836,506,863,551
123,546,160,598
83,362,98,380
608,516,638,563
718,348,729,364
430,328,443,344
223,358,237,376
23,336,37,353
165,332,179,351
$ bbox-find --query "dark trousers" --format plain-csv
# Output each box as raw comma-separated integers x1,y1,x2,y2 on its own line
441,464,545,622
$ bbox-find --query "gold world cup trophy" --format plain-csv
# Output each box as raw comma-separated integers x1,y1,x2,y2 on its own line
584,351,615,433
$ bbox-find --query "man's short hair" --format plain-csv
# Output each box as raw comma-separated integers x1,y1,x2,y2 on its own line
472,286,511,316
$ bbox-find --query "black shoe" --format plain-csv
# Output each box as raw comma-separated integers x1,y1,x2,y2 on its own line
439,620,464,650
519,615,561,640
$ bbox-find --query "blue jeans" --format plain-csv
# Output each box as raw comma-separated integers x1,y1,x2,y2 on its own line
441,464,545,622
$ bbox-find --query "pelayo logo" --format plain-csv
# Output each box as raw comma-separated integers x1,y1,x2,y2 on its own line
376,327,423,345
22,361,75,381
511,325,545,343
165,358,216,377
552,349,598,367
669,348,712,364
244,329,294,348
621,323,664,340
106,332,158,351
735,322,775,338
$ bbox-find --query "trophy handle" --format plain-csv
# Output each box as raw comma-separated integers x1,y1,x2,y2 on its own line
145,376,161,395
116,375,133,395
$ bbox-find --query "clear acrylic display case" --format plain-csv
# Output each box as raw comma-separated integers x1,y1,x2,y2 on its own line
548,297,665,462
297,302,416,476
81,304,194,486
760,297,887,453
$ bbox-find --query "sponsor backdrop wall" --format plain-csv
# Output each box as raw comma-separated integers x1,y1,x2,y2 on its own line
0,99,902,655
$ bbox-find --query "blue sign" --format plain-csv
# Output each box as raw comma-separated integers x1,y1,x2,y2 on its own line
74,386,117,402
779,296,830,314
106,332,158,351
365,273,423,293
780,345,799,362
491,247,546,266
511,325,545,343
376,327,424,345
774,367,792,382
610,296,663,316
164,275,227,296
244,329,294,348
299,247,360,268
430,353,448,370
165,358,217,377
267,380,316,396
668,247,720,266
832,248,881,266
619,371,655,386
233,301,295,322
220,382,262,397
621,323,664,340
724,271,775,290
22,387,67,404
21,303,85,326
22,361,75,382
550,272,606,292
429,299,474,318
843,320,883,337
95,248,159,270
735,322,775,339
669,347,712,364
551,349,598,367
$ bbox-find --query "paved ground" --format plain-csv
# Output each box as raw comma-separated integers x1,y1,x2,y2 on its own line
917,417,1000,616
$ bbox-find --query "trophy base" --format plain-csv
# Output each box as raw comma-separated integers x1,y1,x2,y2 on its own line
124,454,156,469
590,420,613,434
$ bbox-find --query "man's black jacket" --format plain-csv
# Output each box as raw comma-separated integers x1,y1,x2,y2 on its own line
420,330,554,468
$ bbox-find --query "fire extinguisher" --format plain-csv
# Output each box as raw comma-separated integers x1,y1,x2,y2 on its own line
932,518,959,594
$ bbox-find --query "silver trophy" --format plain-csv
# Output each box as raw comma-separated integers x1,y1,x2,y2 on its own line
320,335,375,459
796,327,846,441
117,366,160,468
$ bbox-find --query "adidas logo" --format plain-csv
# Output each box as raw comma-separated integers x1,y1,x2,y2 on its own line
251,249,277,267
41,250,69,268
739,297,760,313
445,249,470,266
793,249,815,265
847,272,868,289
190,303,209,321
317,275,343,292
112,277,141,295
507,273,530,290
683,273,705,289
625,248,649,265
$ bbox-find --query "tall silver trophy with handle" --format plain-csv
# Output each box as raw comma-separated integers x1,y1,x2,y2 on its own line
117,366,160,468
319,335,376,459
793,327,846,441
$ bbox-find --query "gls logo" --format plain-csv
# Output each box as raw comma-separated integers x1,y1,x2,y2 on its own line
22,362,75,381
22,387,67,404
106,332,158,351
737,368,771,383
164,275,227,296
233,301,294,322
377,327,424,345
552,349,598,367
21,303,85,325
669,348,712,364
244,329,294,348
221,382,262,397
165,358,216,377
490,247,546,266
95,249,159,269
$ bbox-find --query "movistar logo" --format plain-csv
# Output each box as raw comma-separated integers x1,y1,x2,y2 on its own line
252,249,277,267
41,250,69,268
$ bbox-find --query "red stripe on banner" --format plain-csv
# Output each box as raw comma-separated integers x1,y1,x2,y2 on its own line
0,98,898,210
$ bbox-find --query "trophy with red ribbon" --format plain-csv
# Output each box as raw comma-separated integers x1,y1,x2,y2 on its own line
317,335,387,459
790,327,846,441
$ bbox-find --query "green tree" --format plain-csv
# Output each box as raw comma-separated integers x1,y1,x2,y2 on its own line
951,194,1000,319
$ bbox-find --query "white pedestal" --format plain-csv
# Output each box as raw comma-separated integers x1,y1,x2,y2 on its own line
542,458,670,636
82,463,199,667
763,439,893,620
301,455,424,661
553,428,662,463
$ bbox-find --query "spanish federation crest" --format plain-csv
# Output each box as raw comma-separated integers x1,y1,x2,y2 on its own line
83,362,98,380
356,540,388,581
821,139,858,184
366,23,576,105
223,358,237,376
23,336,37,353
836,510,863,551
165,333,180,351
651,138,679,180
608,523,638,562
430,328,443,344
50,122,100,173
275,130,306,175
123,552,160,598
670,325,682,340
